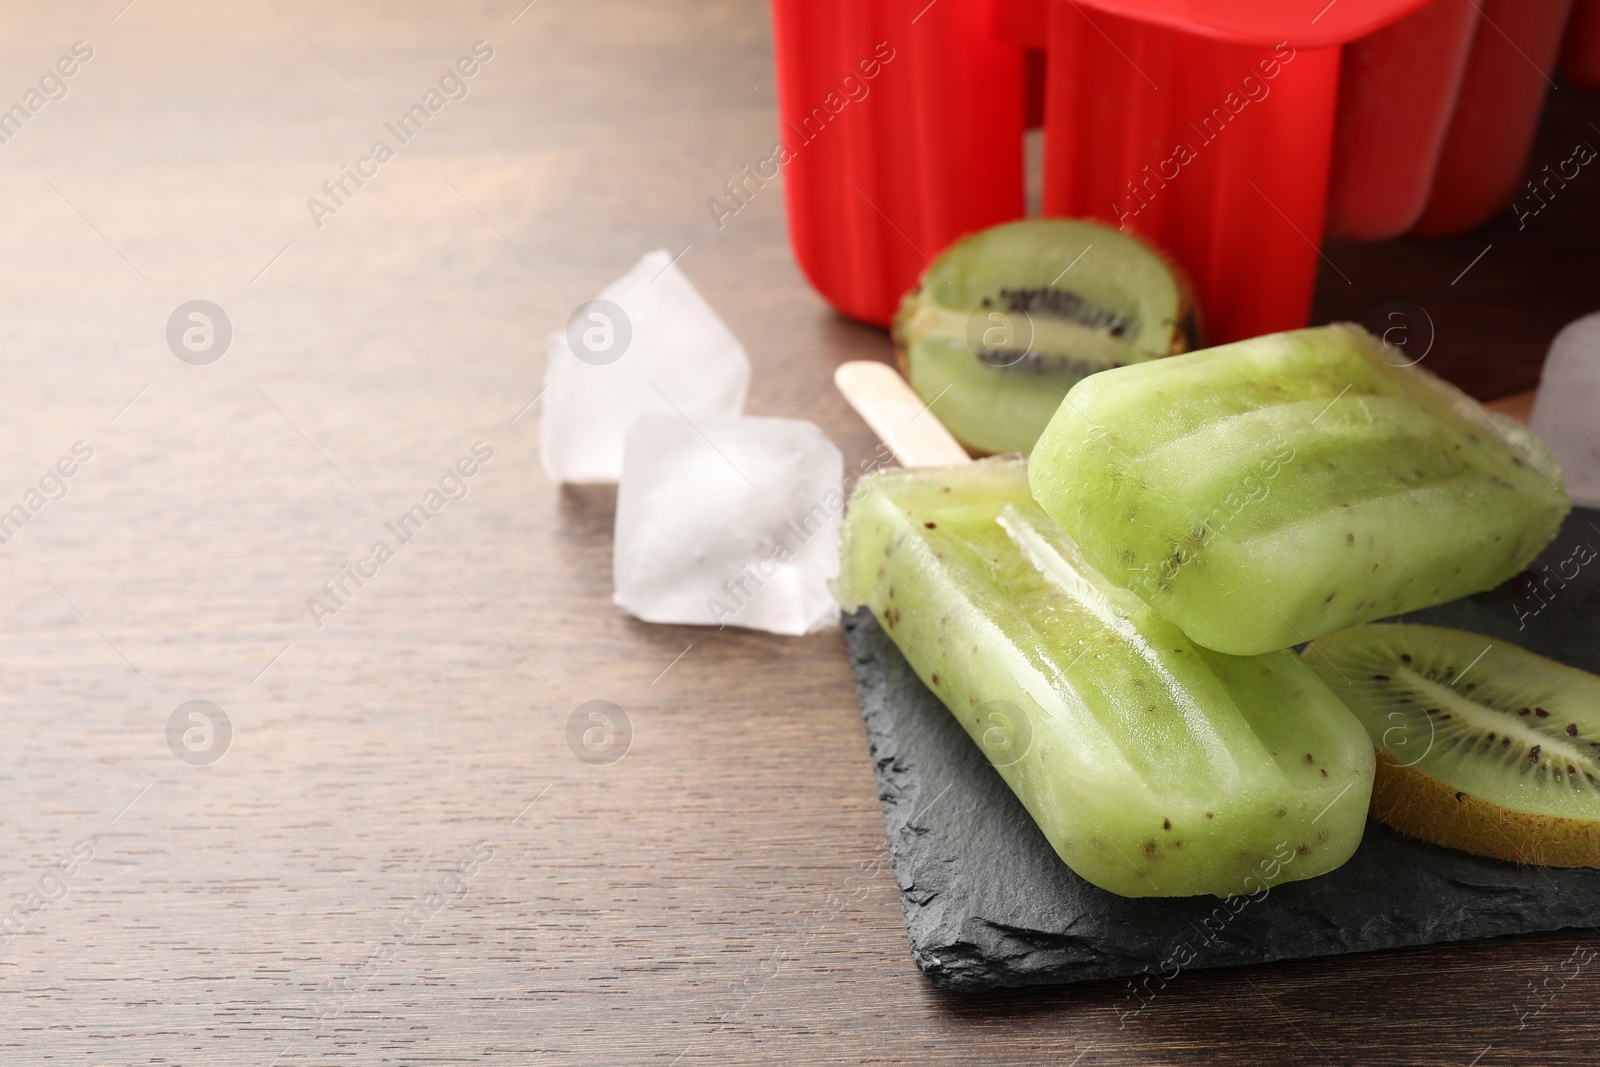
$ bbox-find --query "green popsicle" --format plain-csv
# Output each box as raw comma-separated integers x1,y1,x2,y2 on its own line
836,456,1374,898
1029,324,1571,656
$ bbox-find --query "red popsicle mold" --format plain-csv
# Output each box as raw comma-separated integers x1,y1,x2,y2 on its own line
770,0,1025,328
771,0,1577,343
1409,0,1574,238
1325,0,1479,241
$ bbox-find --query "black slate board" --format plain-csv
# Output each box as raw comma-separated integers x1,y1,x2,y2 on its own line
844,506,1600,992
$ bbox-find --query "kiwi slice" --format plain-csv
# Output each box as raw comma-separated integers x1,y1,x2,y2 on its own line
892,219,1200,456
1303,623,1600,867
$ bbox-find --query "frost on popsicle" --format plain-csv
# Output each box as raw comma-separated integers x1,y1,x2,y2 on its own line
1029,324,1572,657
836,456,1374,898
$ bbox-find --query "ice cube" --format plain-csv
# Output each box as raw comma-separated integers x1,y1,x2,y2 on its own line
539,250,750,484
614,414,844,635
1532,311,1600,508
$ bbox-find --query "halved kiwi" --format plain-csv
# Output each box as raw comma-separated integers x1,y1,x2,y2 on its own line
892,219,1200,456
1303,624,1600,867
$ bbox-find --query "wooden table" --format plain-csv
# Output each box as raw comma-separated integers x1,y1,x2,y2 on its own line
2,2,1597,1064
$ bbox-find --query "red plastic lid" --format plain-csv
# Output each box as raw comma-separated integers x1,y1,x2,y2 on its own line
1066,0,1435,47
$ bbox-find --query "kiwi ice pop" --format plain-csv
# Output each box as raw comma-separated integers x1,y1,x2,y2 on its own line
1029,324,1572,657
836,456,1374,898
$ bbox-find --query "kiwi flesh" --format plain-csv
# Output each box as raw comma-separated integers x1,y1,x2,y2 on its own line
1303,623,1600,867
892,219,1200,456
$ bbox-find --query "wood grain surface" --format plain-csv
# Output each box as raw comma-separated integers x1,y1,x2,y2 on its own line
1,2,1597,1064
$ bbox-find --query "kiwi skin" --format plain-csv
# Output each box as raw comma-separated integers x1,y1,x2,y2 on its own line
1371,752,1600,868
889,223,1202,457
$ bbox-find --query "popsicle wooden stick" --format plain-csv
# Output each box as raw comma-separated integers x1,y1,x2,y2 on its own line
834,360,971,468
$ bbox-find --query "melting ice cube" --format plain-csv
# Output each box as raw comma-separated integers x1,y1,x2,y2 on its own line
539,250,750,484
1532,311,1600,508
613,414,844,635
